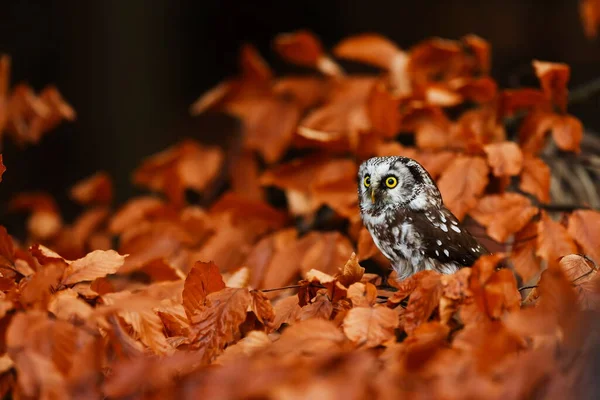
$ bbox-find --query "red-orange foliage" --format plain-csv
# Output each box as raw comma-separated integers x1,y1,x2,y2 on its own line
0,30,599,399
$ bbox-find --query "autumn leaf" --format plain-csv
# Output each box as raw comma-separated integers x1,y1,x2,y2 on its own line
403,272,442,334
182,261,225,320
536,212,578,265
274,30,342,76
188,288,252,363
62,250,127,285
470,193,539,243
551,114,583,153
568,210,600,264
438,156,489,220
519,155,551,203
483,141,523,177
249,290,275,326
335,253,365,288
70,171,113,205
342,305,398,347
532,60,570,112
580,0,600,37
511,222,542,283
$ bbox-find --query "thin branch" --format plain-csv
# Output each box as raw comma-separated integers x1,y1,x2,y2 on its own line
518,285,538,292
259,285,302,293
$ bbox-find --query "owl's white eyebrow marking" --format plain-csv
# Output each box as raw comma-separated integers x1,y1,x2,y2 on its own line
444,249,450,257
451,225,461,233
440,224,448,232
436,240,442,246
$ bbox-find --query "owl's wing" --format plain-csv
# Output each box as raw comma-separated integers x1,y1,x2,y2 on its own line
418,207,488,267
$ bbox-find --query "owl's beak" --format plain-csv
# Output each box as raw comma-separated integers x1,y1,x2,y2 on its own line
370,188,376,204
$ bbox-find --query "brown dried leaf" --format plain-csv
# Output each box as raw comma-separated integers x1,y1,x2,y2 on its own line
249,290,275,326
568,210,600,264
335,253,365,288
404,272,442,334
272,295,302,330
438,156,489,220
470,193,539,243
188,288,252,363
343,305,398,347
536,212,578,265
551,114,583,153
581,0,600,37
70,171,113,205
511,221,542,283
62,250,127,285
183,261,226,320
532,60,570,113
483,141,523,177
519,155,551,203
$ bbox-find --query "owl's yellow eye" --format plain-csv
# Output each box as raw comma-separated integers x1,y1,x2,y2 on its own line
363,176,371,187
385,176,398,188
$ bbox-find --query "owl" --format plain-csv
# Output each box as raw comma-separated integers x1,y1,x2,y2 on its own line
358,156,488,280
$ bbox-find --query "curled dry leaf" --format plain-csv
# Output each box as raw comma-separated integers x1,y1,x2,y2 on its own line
470,193,539,243
438,156,489,220
274,30,330,71
536,212,578,266
335,253,365,288
568,210,600,264
62,249,127,285
70,172,113,206
182,261,225,320
343,305,398,347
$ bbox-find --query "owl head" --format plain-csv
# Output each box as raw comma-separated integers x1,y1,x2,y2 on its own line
357,156,441,213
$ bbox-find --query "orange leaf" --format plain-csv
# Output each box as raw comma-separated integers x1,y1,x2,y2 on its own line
470,193,539,243
335,253,365,288
334,33,403,70
551,114,583,153
511,222,542,283
438,156,489,220
249,290,275,326
62,250,127,285
274,30,324,67
532,60,570,112
404,272,442,334
580,0,600,38
239,44,272,83
483,141,523,177
342,305,398,347
188,288,252,363
182,261,226,320
70,171,113,205
519,155,551,203
536,212,578,265
568,210,600,264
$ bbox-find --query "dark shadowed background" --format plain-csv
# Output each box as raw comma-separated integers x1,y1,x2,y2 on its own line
0,0,599,228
